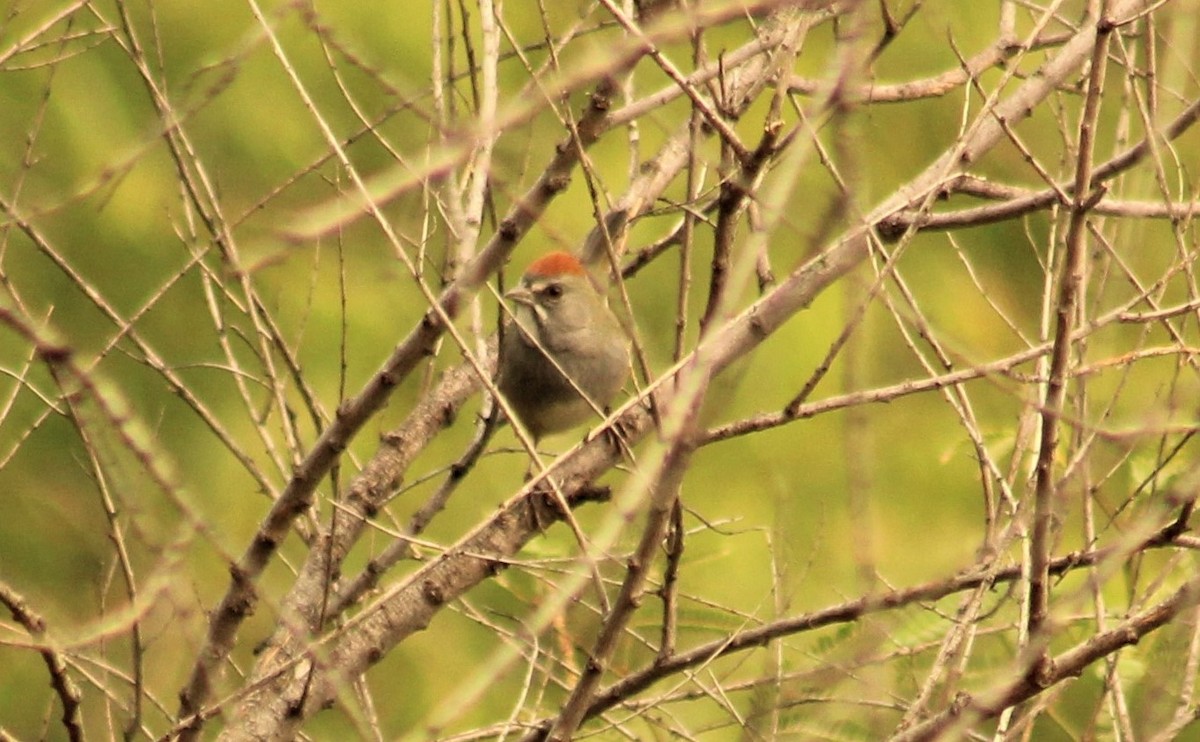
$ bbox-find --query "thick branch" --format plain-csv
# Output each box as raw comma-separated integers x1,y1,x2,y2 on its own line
216,0,1150,735
179,78,621,734
1029,1,1112,653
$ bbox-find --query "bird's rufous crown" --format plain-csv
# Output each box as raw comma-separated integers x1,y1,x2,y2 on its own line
524,251,586,278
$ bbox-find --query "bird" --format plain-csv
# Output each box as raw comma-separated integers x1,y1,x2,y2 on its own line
497,251,630,442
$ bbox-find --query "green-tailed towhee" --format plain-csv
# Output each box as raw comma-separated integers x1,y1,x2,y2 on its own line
498,251,630,441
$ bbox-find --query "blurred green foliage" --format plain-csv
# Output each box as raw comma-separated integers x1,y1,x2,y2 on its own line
2,0,1200,739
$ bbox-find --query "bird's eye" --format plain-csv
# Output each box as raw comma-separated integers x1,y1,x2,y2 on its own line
542,283,564,300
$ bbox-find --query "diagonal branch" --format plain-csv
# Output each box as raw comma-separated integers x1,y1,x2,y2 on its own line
217,0,1150,736
176,79,621,733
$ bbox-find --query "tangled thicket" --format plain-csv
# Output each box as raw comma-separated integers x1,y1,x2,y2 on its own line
2,1,1200,740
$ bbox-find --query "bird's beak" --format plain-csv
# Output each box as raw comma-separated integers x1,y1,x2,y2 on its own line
505,285,535,307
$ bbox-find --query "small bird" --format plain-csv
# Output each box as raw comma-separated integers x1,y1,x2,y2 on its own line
498,251,630,442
